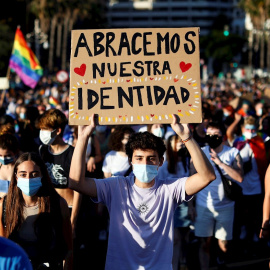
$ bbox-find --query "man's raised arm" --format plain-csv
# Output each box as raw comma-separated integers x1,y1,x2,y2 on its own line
171,115,216,195
69,114,97,198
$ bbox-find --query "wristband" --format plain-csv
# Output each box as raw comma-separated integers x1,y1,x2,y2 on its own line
261,227,270,231
181,135,192,143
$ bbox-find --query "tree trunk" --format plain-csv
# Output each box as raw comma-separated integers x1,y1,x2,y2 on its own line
62,16,69,70
260,31,265,70
56,21,62,58
248,30,253,68
48,16,57,72
267,33,270,73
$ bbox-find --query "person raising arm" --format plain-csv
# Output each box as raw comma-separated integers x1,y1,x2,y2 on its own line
171,115,216,195
69,114,216,270
69,114,215,197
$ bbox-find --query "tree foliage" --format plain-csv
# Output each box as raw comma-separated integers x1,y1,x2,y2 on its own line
0,23,16,76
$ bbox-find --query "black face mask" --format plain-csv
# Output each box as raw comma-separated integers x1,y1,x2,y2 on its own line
205,134,223,149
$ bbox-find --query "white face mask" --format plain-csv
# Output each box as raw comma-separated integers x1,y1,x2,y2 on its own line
152,127,165,138
243,132,257,140
39,129,57,145
257,108,263,116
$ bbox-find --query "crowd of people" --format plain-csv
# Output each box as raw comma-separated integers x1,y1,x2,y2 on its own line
0,72,270,270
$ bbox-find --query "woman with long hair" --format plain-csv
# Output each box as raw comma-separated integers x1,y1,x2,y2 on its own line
158,134,192,270
102,125,135,178
0,152,72,270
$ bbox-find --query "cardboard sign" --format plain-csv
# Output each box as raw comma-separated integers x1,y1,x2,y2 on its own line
263,88,270,105
0,78,9,90
229,97,240,109
69,28,202,125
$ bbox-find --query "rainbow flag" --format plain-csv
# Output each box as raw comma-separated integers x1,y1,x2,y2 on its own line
9,27,43,89
49,96,59,107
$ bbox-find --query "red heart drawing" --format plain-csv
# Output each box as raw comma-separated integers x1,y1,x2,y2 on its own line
174,78,179,82
179,61,192,73
85,82,88,84
188,104,192,107
119,115,122,118
126,80,130,82
102,81,106,84
178,110,181,112
75,112,78,114
188,83,192,85
150,114,155,117
150,78,154,80
71,98,74,101
74,64,86,76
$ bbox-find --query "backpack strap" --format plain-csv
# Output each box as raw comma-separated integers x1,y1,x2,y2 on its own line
124,165,133,177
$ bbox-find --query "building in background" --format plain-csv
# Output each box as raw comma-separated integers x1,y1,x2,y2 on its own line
106,0,245,37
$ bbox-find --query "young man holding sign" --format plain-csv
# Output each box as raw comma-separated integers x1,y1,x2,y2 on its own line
69,114,216,270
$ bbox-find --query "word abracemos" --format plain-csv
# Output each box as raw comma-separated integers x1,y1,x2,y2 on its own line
74,31,197,58
77,85,190,110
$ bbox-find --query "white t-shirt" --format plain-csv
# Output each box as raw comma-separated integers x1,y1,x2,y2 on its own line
196,145,239,209
102,150,131,176
93,175,191,270
158,160,189,179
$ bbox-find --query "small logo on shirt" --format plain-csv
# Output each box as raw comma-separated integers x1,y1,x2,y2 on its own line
137,202,149,215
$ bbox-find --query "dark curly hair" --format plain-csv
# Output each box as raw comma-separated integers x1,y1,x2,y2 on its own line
108,125,135,151
125,131,166,161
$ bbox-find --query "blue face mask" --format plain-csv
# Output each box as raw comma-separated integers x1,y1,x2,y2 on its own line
0,156,14,165
17,177,42,196
19,113,26,120
132,164,159,183
153,127,165,138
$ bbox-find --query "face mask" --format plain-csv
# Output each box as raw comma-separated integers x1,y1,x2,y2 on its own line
96,125,107,133
17,177,42,196
39,130,57,145
121,138,129,145
243,132,257,140
257,108,263,116
153,127,165,138
0,156,14,165
132,164,159,183
19,113,25,119
205,134,223,149
15,124,19,133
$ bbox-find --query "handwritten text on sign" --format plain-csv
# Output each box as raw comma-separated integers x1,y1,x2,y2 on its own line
69,28,201,125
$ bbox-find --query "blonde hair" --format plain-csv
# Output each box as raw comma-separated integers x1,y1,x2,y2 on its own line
243,116,256,126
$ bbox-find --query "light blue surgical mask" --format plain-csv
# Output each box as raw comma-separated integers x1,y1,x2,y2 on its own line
132,164,159,183
19,113,26,120
17,177,42,196
0,156,14,165
152,127,165,138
